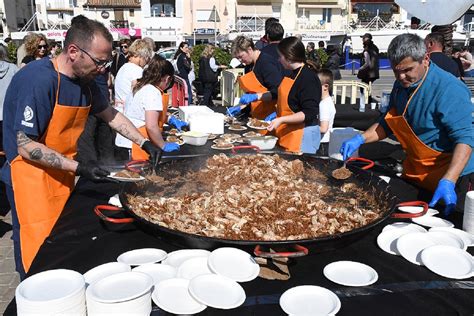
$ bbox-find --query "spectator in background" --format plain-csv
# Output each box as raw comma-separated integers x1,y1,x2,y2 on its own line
318,40,325,51
48,41,61,59
16,33,32,68
0,44,18,214
451,47,465,78
255,17,279,50
142,37,156,52
410,16,421,29
111,38,131,77
20,33,48,68
173,42,193,104
198,45,226,106
316,69,336,157
325,45,341,80
260,22,291,77
425,32,461,78
306,42,321,68
460,46,474,77
357,33,379,103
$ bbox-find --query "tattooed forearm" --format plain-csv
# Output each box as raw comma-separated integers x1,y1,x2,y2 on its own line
115,123,142,144
17,131,33,147
44,153,62,169
29,148,43,160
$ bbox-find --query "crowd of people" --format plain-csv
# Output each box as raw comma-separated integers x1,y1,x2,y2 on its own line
0,15,472,282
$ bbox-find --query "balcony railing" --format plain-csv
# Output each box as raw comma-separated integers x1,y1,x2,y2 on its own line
111,20,129,28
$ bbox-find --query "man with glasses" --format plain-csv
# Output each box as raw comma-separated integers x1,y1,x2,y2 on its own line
1,15,162,278
111,38,131,78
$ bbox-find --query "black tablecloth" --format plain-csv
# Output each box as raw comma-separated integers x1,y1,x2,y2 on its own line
334,104,382,131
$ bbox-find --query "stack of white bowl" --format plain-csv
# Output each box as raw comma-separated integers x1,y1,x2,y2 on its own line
16,269,86,316
86,271,153,316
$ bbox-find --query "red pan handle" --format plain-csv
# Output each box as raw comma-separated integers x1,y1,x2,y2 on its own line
391,201,428,218
94,205,134,224
347,157,375,170
231,145,261,154
125,159,150,173
253,244,309,258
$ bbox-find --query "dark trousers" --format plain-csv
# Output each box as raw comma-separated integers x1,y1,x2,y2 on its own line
202,82,216,106
0,120,10,215
6,185,26,279
76,115,116,163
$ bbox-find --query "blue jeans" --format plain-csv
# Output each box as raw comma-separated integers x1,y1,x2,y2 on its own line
6,185,26,279
300,125,321,154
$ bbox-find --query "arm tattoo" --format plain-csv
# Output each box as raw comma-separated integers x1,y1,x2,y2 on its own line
44,153,62,169
29,148,43,160
17,131,33,147
116,123,141,144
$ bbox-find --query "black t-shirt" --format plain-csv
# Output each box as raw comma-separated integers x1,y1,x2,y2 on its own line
287,65,321,126
244,52,283,99
429,52,461,77
261,43,292,78
21,55,35,65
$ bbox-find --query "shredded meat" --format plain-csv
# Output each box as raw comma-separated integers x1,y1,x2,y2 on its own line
126,154,385,241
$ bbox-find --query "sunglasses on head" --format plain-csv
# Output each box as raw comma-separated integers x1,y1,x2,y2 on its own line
38,44,48,49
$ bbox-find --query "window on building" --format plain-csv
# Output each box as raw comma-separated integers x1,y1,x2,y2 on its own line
69,0,77,7
150,0,175,17
352,3,398,23
130,9,134,17
323,8,332,23
197,10,212,22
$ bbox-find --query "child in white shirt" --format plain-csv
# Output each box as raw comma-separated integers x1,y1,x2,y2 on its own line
316,69,336,156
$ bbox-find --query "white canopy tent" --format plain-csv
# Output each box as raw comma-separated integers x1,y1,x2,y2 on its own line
395,0,473,25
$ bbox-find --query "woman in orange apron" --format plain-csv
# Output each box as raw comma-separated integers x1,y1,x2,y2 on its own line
266,37,322,154
114,55,180,160
340,33,474,216
228,36,283,120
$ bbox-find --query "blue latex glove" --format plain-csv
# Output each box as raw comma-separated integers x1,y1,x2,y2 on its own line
168,116,188,131
239,93,259,105
429,179,457,216
227,105,241,117
162,142,180,152
264,112,277,121
340,134,365,160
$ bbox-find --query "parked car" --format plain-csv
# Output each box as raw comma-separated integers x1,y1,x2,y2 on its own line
157,47,177,61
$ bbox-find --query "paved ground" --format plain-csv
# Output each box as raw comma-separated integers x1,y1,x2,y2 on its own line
0,69,396,313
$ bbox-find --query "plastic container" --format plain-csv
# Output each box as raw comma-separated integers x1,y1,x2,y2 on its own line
380,91,391,113
247,136,278,150
359,91,365,112
328,127,360,160
181,131,209,146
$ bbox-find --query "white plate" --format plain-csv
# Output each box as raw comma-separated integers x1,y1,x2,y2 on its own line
429,227,474,247
426,231,466,250
132,264,177,285
376,228,413,255
379,175,391,183
177,257,212,280
188,274,246,309
228,125,247,131
323,261,378,287
107,172,145,182
87,271,153,303
208,247,260,282
398,206,439,216
246,121,269,130
382,222,427,233
83,262,131,286
279,285,341,316
162,249,211,268
16,269,85,304
152,278,206,315
412,215,454,228
421,245,474,279
396,232,435,265
117,248,167,266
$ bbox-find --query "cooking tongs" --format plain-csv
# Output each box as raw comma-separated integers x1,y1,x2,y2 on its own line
126,147,164,175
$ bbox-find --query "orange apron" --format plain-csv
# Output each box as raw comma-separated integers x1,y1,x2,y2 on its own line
10,59,90,272
131,91,169,160
384,68,452,192
238,61,277,120
275,67,304,153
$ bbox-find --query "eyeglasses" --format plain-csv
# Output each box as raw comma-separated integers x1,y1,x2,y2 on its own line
38,44,48,50
76,45,113,69
121,45,128,49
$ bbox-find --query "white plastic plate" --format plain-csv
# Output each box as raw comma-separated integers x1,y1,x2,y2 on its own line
421,245,473,279
426,231,466,250
382,222,427,233
162,249,211,268
323,261,378,286
429,227,474,247
177,257,212,280
132,263,177,285
84,262,131,286
279,285,341,316
398,206,439,216
188,274,246,309
87,271,153,303
376,228,413,255
107,172,145,182
246,121,268,130
396,232,435,265
208,247,260,282
117,248,167,266
412,215,454,228
152,278,206,315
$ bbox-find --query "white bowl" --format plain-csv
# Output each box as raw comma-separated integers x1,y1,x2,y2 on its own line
181,131,209,146
247,135,278,150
